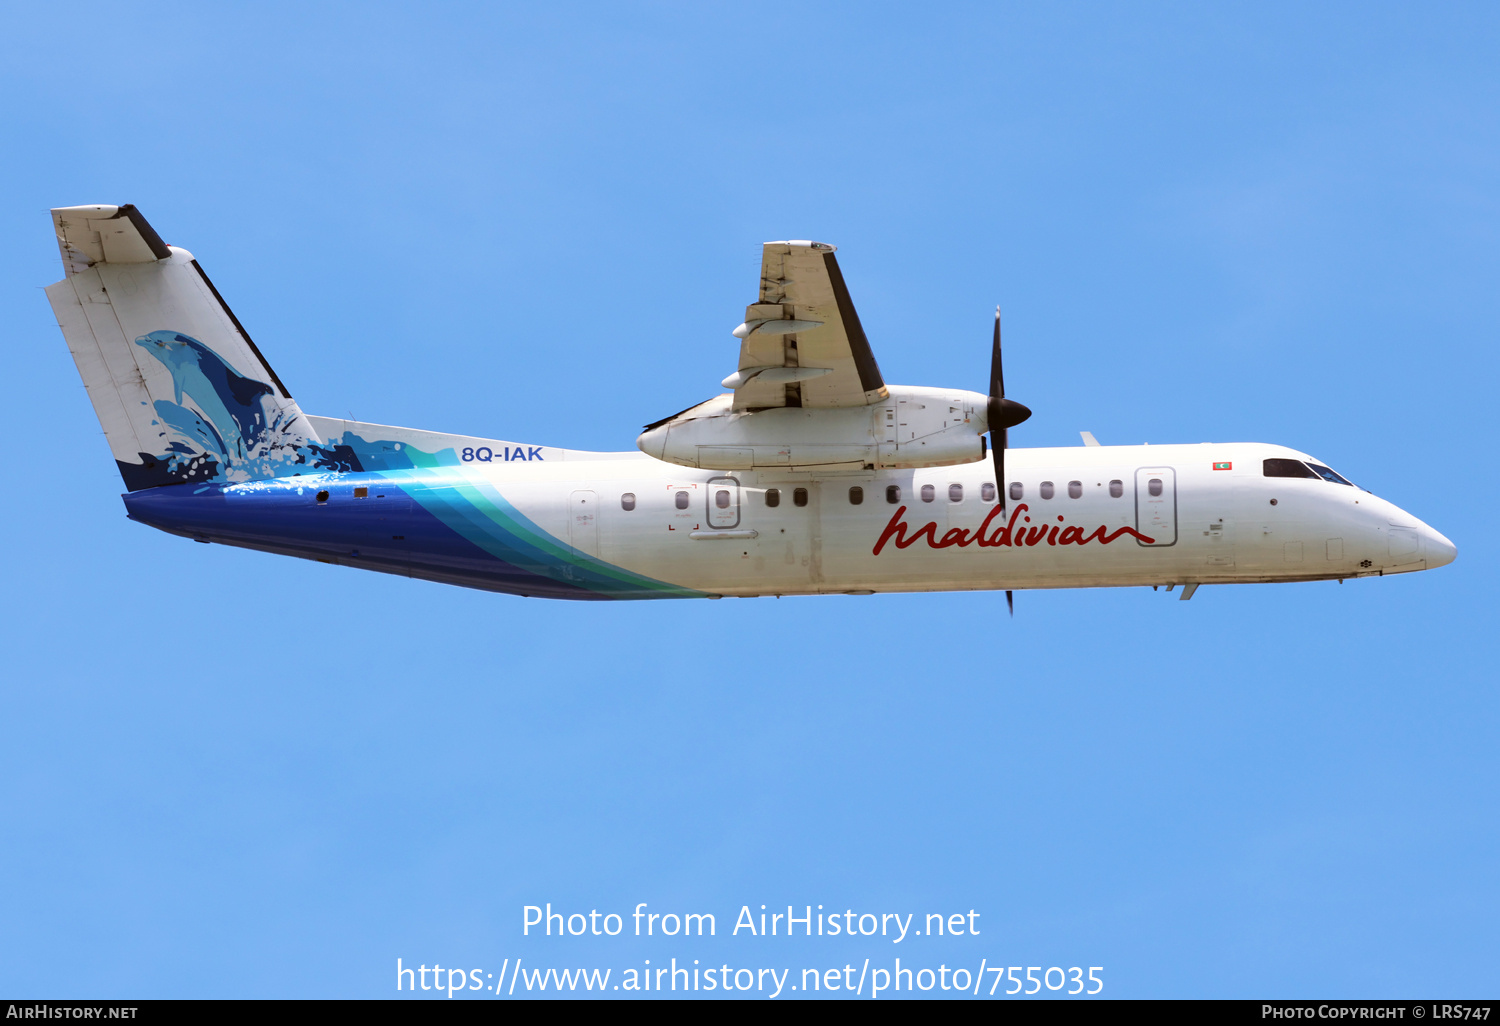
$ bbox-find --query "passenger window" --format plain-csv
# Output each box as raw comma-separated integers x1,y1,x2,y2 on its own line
1068,481,1082,499
886,485,901,504
981,482,996,502
1009,482,1023,501
793,487,808,507
715,489,731,509
921,484,936,503
1109,479,1122,498
1263,458,1320,479
849,486,864,505
354,486,368,499
1148,478,1163,497
315,490,329,504
675,490,689,510
1040,481,1054,499
949,483,963,503
765,488,780,508
621,492,636,511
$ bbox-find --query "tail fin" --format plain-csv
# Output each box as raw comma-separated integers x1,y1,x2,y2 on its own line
45,204,323,490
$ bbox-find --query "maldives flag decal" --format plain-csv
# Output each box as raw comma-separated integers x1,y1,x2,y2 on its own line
1213,461,1232,470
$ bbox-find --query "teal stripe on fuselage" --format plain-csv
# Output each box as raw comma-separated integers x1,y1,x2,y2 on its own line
388,469,699,599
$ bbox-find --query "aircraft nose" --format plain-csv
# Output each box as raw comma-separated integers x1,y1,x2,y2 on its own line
1422,524,1457,568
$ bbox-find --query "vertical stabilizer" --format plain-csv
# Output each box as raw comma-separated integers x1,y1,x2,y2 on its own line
45,204,322,490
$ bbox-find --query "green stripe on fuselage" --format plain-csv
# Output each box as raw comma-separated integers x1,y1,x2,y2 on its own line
391,469,698,598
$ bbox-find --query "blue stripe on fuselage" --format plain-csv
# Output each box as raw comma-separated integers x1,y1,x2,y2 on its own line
121,471,695,600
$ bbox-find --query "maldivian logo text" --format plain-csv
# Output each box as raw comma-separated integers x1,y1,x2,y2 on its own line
872,503,1154,556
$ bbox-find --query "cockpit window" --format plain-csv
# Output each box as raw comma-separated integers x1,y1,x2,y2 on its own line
1307,463,1353,486
1263,458,1320,480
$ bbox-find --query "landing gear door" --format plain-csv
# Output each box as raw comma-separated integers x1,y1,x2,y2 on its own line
1135,467,1177,547
706,476,741,529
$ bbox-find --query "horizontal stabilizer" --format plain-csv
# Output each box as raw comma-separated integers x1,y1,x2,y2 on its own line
53,204,173,275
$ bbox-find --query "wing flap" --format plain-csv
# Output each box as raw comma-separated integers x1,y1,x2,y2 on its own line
729,242,888,410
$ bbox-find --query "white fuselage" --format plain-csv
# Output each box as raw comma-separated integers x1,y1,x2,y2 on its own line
455,441,1454,597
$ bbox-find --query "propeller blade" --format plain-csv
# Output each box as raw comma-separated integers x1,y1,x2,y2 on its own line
986,308,1031,436
993,307,1005,507
991,307,1005,399
986,305,1029,507
989,306,1025,615
991,308,1006,509
993,425,1006,508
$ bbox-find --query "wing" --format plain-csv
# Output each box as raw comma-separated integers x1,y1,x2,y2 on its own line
726,241,888,410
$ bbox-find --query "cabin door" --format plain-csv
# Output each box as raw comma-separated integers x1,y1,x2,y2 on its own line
706,477,741,529
1134,467,1177,547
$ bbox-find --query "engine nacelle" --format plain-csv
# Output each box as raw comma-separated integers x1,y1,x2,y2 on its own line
637,385,988,471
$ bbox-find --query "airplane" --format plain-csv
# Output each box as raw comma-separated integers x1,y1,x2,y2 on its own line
45,204,1455,605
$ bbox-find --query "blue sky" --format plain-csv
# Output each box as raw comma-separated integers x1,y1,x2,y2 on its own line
1,1,1495,999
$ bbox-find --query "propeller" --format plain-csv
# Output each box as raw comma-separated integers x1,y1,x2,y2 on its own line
987,307,1031,617
987,306,1031,504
